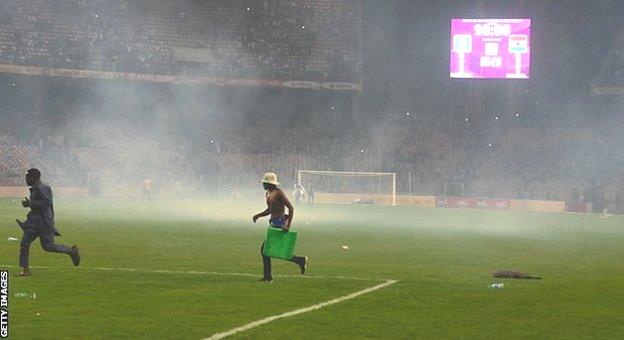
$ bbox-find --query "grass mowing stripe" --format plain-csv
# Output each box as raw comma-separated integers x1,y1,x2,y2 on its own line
204,279,398,340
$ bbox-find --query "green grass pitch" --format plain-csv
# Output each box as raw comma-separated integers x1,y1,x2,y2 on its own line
1,198,623,339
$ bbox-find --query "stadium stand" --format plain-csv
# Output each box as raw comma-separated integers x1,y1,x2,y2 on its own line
593,23,624,91
0,0,360,82
0,0,622,213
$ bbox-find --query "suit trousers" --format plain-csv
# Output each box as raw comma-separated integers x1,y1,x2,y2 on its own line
20,228,73,267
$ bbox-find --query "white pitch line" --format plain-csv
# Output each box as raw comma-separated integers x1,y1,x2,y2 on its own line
0,264,386,282
0,264,398,338
203,279,398,340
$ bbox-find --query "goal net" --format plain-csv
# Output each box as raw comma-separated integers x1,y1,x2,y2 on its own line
297,170,396,206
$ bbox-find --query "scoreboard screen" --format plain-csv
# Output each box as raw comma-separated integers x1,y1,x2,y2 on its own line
450,19,531,79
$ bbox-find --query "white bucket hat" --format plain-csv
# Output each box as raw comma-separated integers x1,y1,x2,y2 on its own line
261,172,279,186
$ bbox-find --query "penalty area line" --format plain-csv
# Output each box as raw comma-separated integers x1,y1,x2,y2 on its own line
203,279,398,340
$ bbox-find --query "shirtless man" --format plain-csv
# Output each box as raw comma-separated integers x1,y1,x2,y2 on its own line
253,172,308,282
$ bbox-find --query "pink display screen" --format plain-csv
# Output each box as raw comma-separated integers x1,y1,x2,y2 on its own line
450,19,531,79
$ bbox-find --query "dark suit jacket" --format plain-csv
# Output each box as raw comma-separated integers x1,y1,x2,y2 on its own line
25,182,61,236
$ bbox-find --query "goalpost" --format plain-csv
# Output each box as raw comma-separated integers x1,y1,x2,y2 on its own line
297,170,397,206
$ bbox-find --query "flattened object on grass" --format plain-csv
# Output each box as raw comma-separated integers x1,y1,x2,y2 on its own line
493,270,541,280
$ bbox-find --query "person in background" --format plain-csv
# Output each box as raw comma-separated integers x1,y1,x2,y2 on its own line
143,177,153,201
293,182,305,205
307,182,315,205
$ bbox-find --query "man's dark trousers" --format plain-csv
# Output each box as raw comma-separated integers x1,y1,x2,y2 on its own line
19,181,73,267
20,227,73,267
260,242,306,279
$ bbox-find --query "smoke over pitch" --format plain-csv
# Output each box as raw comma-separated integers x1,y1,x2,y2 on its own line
2,0,624,214
0,0,360,200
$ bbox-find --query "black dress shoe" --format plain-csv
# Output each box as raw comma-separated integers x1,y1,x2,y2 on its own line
70,245,81,266
298,257,308,275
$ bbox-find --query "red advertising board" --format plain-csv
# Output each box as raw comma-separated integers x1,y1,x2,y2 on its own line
566,202,592,213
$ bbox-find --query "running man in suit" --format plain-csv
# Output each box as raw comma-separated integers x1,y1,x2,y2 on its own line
16,168,80,276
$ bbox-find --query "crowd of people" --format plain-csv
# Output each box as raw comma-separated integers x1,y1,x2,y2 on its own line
0,0,360,82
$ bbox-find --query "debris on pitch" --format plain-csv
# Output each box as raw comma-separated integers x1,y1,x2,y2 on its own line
493,270,541,280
